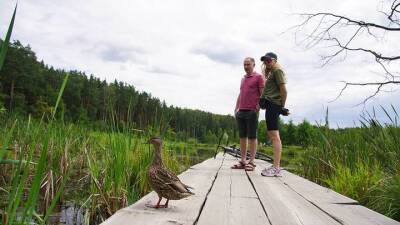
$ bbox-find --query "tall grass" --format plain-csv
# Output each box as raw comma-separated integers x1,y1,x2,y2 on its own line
0,3,17,71
1,68,71,224
0,113,213,224
301,106,400,220
1,119,73,224
0,5,211,224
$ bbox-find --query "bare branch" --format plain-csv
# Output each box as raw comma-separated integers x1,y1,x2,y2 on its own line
320,27,362,66
319,37,400,67
293,2,400,104
358,83,385,106
334,43,400,61
388,1,400,23
375,59,400,80
330,81,400,103
299,12,400,31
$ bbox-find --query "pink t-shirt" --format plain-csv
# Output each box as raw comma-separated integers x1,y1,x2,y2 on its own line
239,72,265,110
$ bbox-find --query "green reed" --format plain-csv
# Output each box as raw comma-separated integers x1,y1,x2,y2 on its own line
0,3,17,71
301,106,400,220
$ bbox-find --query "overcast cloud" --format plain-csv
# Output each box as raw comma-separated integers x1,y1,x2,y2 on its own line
0,0,399,127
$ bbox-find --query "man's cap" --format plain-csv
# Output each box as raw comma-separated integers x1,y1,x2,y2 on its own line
260,52,278,61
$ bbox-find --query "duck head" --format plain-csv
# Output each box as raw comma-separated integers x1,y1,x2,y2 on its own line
147,136,163,165
147,136,163,146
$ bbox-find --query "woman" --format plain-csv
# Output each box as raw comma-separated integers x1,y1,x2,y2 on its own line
260,52,288,177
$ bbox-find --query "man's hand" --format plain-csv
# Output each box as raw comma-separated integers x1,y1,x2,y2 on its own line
234,108,239,116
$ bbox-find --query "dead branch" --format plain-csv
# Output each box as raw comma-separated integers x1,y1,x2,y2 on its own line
293,1,400,104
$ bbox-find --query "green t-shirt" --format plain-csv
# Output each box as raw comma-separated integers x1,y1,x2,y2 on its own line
262,68,287,106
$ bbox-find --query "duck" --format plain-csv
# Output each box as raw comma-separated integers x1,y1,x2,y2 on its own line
146,137,194,208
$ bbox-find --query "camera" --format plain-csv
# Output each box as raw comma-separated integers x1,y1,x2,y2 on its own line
280,107,290,116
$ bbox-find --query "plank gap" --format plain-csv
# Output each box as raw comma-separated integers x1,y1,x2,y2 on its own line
244,170,274,225
278,176,346,225
192,155,226,225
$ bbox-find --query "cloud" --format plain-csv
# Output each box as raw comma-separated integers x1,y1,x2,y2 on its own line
87,42,147,64
142,65,181,76
191,39,246,65
3,0,398,128
99,46,133,62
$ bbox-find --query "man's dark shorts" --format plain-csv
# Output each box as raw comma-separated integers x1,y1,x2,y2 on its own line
265,100,281,131
236,110,258,139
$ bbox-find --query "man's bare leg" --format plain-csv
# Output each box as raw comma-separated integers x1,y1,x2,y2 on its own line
248,138,257,164
240,138,247,163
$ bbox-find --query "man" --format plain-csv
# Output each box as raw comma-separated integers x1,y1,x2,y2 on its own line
260,52,288,177
231,57,265,171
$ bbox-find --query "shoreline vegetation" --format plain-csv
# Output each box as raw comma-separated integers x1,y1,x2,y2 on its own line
0,40,399,224
0,117,218,224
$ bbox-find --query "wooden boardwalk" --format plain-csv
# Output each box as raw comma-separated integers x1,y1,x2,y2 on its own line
101,153,400,225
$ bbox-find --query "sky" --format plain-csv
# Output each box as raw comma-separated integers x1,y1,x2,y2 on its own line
1,0,399,127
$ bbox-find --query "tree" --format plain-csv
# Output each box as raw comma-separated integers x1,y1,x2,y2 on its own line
257,121,268,145
294,0,400,103
297,119,316,147
0,40,238,142
285,120,298,145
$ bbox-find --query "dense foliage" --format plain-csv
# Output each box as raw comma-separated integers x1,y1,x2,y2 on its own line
0,40,238,143
1,40,399,222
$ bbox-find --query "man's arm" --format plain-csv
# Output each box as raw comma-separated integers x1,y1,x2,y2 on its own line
235,94,240,114
279,83,287,107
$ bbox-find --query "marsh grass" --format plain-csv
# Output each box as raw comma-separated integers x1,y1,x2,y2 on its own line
259,145,304,173
0,4,17,71
301,106,400,220
0,115,215,224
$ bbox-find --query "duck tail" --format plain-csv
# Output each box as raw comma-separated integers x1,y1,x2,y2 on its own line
184,185,195,194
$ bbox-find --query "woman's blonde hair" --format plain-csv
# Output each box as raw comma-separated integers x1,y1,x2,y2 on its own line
261,60,283,78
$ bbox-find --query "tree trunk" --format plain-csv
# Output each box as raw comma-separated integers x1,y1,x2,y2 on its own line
9,79,14,110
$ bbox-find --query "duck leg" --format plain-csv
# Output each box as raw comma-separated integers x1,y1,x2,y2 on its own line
147,196,164,208
153,198,169,208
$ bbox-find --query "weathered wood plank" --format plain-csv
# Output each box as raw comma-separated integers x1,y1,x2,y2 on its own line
279,170,400,225
101,152,399,225
101,154,225,225
196,154,270,225
248,161,340,225
278,169,357,204
252,159,400,225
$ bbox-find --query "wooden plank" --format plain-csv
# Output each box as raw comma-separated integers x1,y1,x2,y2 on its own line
253,159,400,225
101,153,225,225
279,170,400,225
248,161,340,225
278,169,357,204
196,154,270,225
102,152,400,225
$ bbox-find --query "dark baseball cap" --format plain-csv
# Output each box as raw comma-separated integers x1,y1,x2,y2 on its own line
260,52,278,61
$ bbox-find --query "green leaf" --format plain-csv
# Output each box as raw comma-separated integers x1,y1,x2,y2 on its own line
0,4,17,70
52,72,70,119
0,159,29,165
0,120,17,161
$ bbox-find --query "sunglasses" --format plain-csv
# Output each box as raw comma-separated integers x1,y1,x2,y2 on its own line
264,57,273,63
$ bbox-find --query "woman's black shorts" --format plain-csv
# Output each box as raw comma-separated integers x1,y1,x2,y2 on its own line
236,110,258,139
265,100,281,131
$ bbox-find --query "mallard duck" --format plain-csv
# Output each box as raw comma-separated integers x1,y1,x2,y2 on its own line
146,137,194,208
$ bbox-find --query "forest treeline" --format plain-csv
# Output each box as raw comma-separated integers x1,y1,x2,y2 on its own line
0,40,327,144
0,40,240,142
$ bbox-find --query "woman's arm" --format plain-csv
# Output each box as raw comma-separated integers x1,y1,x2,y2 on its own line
279,84,287,107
